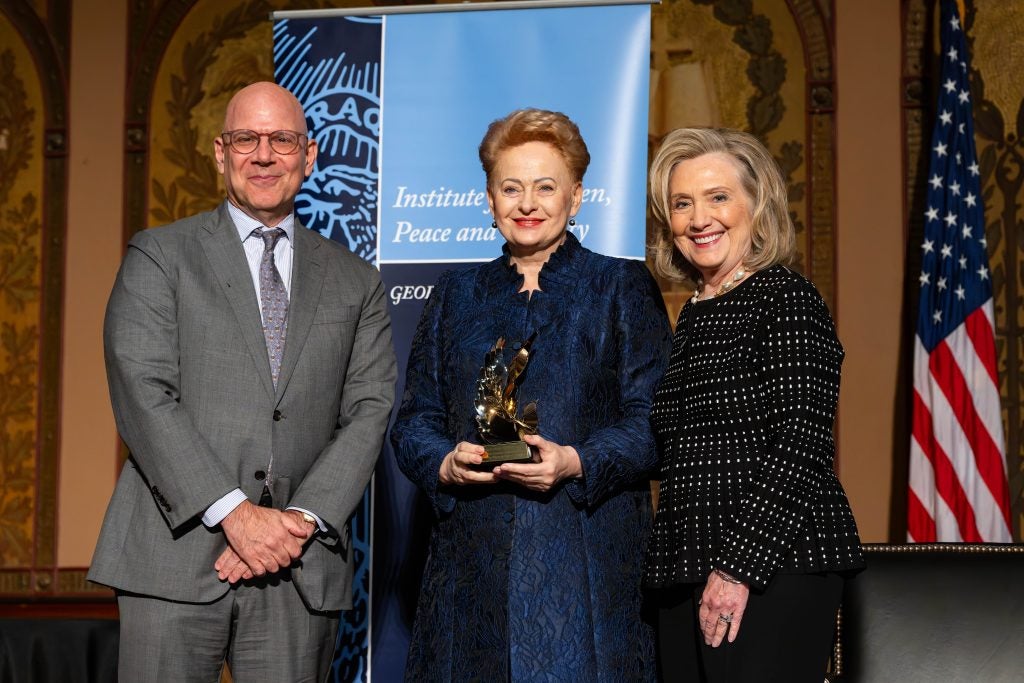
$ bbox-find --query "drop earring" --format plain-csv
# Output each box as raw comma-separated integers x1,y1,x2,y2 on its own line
491,220,497,228
568,217,576,227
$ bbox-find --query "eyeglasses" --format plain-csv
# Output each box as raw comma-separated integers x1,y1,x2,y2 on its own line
221,129,308,155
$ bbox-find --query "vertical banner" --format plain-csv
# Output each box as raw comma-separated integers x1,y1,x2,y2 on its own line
274,17,383,682
274,4,650,680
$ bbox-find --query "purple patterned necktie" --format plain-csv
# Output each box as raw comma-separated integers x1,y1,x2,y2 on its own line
254,227,288,386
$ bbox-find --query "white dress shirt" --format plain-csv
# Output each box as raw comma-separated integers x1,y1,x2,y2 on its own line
201,203,324,533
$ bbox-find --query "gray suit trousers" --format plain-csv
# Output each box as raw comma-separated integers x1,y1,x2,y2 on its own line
117,574,338,683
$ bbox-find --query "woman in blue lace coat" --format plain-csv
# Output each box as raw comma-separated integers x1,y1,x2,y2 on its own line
390,109,671,681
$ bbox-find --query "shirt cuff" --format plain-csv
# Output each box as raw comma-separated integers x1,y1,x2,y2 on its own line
202,488,247,527
286,506,327,533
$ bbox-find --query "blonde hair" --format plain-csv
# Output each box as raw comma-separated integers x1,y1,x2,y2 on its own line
648,127,795,283
479,109,590,185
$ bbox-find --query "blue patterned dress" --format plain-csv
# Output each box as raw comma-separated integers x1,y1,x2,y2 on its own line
391,234,671,682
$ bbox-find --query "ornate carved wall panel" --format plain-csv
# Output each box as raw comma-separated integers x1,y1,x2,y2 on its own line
969,0,1024,539
648,0,835,324
124,0,377,238
0,0,70,598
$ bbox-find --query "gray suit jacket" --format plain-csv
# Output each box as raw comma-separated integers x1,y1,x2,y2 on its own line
88,202,396,611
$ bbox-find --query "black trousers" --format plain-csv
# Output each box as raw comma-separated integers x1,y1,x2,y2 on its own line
655,572,843,683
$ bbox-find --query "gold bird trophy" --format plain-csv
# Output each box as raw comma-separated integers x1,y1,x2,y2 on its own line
473,333,539,466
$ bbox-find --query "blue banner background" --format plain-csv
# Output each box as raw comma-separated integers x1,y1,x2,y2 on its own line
379,5,650,262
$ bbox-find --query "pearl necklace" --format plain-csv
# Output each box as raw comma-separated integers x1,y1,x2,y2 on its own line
692,267,754,303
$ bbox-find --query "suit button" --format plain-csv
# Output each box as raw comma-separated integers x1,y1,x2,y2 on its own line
273,410,282,421
255,470,266,481
502,511,513,523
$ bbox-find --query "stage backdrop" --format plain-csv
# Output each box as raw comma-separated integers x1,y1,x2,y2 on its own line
273,2,651,680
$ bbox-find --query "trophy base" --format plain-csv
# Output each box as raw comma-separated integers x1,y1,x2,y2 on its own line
473,441,535,469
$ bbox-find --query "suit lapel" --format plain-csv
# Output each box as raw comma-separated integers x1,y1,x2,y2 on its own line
275,223,325,400
200,203,276,400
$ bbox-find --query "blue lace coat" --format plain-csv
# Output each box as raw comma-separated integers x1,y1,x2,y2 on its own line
391,234,671,682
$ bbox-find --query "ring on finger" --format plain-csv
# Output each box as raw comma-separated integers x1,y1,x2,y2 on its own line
717,613,733,624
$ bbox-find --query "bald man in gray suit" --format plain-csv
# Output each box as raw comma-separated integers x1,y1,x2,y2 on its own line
88,82,396,682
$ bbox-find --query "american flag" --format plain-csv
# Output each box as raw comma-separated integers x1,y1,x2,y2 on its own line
907,0,1011,542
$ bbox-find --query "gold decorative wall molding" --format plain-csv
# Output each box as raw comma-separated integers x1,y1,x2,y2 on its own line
0,0,71,598
790,0,837,310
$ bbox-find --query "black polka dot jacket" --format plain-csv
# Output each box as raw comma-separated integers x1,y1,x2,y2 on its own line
645,265,864,591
